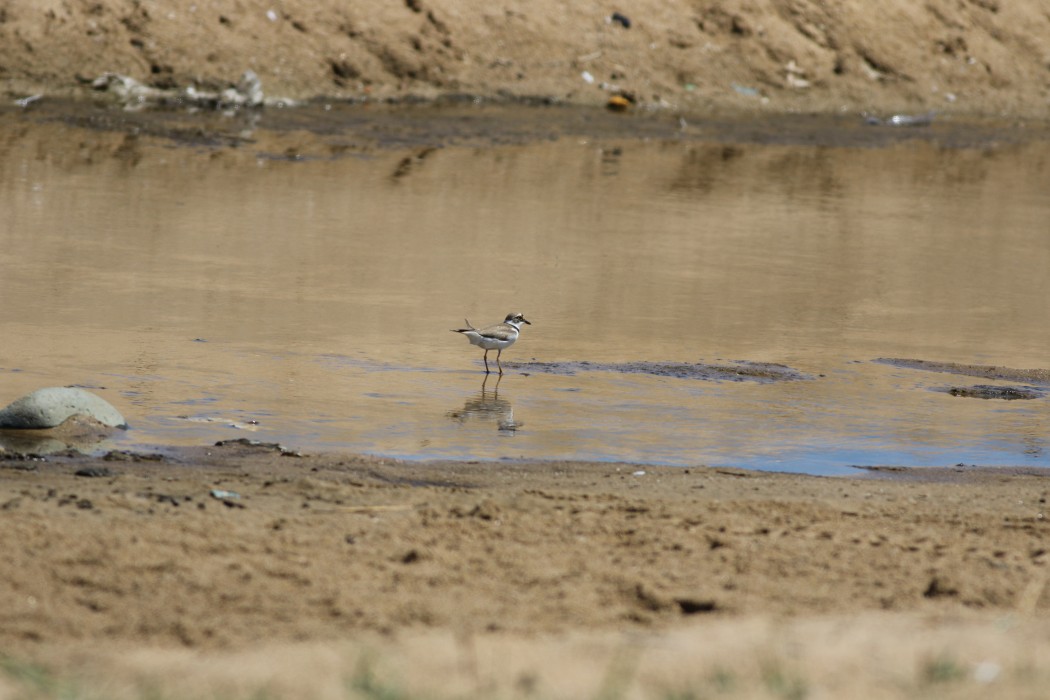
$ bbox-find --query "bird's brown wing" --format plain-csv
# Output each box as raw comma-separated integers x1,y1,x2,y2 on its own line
475,323,516,341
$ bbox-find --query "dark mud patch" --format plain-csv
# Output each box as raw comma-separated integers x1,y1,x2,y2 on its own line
940,385,1045,400
875,358,1050,385
9,100,1045,160
853,464,1050,483
506,360,812,383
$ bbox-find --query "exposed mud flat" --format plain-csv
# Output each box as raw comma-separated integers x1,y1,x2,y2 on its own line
14,96,1050,162
943,384,1045,400
877,358,1050,385
856,463,1050,481
508,359,813,383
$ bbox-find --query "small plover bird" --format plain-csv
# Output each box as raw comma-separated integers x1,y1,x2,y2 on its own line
452,312,531,375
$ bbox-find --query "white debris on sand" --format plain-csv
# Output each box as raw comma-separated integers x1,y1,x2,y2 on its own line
91,70,298,110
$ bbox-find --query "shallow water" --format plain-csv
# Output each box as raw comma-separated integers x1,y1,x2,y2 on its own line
2,103,1049,474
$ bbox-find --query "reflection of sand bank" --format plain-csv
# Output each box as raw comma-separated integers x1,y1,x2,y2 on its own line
0,415,120,455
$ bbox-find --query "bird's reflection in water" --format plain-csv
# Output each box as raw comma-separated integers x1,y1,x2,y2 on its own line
446,374,523,433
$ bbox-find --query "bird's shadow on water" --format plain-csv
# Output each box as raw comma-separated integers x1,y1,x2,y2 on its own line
446,374,523,433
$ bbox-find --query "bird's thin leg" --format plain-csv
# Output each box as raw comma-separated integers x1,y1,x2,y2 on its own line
483,350,491,374
496,349,504,375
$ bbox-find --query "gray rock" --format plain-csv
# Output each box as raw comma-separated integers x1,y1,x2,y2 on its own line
0,387,126,429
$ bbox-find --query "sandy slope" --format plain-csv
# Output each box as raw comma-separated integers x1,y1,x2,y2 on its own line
1,0,1049,116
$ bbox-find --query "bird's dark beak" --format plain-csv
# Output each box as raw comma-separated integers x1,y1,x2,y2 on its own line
522,318,532,325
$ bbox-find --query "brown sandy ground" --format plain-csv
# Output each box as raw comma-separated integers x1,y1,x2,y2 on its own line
1,442,1049,698
2,1,1050,117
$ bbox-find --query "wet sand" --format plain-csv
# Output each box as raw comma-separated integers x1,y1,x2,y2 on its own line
2,442,1049,697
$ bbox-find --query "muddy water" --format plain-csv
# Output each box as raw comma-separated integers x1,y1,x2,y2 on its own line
2,104,1049,474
